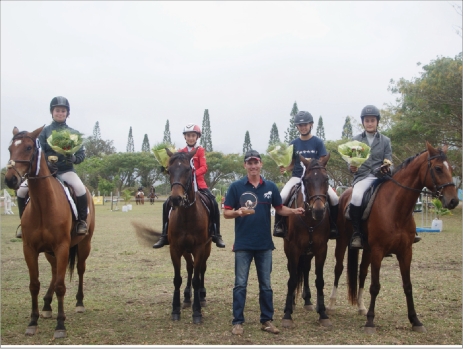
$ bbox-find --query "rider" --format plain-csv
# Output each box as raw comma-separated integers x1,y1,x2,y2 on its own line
153,123,225,249
348,105,421,249
273,111,339,239
15,96,89,238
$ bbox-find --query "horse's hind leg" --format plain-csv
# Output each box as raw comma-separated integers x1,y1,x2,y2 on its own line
282,255,299,328
76,239,92,313
53,248,70,339
23,247,40,336
171,255,182,321
182,254,193,309
357,250,370,315
397,250,426,332
42,252,57,318
364,253,382,334
302,255,314,311
314,248,331,327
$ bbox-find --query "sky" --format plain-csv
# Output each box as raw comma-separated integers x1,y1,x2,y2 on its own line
1,1,462,166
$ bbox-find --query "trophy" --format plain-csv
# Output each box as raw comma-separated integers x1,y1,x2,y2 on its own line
239,191,258,215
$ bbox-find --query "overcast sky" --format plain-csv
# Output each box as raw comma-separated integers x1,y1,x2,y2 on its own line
1,1,461,166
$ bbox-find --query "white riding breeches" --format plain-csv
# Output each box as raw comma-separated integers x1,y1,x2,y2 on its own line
16,172,86,198
280,176,339,206
351,175,376,206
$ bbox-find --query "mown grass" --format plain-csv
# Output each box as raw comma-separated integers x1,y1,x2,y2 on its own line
1,198,461,345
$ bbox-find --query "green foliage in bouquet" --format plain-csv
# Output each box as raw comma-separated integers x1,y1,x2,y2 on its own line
47,130,84,155
151,142,176,168
267,143,294,176
430,198,452,219
338,140,371,167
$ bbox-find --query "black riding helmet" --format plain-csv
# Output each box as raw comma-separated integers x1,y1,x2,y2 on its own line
50,96,70,115
360,105,380,123
294,111,314,125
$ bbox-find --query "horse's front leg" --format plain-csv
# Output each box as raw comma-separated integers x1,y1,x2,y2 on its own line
191,260,204,324
53,247,70,339
364,253,382,334
75,238,92,313
282,255,299,328
42,252,57,318
23,247,40,336
171,254,182,321
182,253,193,309
327,231,347,314
314,247,331,327
301,254,314,311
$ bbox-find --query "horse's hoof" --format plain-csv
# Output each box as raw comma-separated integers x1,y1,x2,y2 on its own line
171,314,180,321
319,318,332,327
281,319,293,328
193,316,202,324
364,326,376,334
358,309,367,316
412,325,426,333
200,301,206,307
41,311,52,318
304,304,315,311
25,326,38,336
75,306,85,313
53,329,67,339
182,302,191,309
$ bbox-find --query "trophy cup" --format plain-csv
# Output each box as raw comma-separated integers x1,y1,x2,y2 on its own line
239,191,258,215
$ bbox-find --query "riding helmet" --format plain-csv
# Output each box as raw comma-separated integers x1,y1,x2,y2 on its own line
183,124,202,137
294,111,314,125
50,96,70,114
360,105,381,122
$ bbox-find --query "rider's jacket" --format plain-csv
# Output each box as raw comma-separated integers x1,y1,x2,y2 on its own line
179,145,208,189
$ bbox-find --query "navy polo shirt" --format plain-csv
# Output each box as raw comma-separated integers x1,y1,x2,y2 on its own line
224,176,282,252
290,136,327,178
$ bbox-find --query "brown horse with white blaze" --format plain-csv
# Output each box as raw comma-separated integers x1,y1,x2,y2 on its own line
4,126,95,339
328,142,458,333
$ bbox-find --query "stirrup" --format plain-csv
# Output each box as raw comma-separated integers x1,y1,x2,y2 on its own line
350,235,363,249
273,225,285,238
15,225,22,239
413,235,422,243
76,221,88,235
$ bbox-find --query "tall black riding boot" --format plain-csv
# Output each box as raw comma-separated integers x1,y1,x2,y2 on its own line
153,201,170,248
273,213,286,238
76,194,89,235
15,197,26,238
329,204,339,240
211,200,225,248
349,204,363,249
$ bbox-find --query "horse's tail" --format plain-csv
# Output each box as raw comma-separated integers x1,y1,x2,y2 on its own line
347,247,359,305
132,221,162,247
68,244,78,281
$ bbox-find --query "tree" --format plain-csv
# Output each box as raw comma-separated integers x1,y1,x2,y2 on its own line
341,116,353,139
141,134,150,152
84,121,116,157
316,116,326,141
242,131,252,154
284,101,299,143
93,121,101,140
200,109,213,152
268,123,280,147
126,127,134,153
163,120,171,144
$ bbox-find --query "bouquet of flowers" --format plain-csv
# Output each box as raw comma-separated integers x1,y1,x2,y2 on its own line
152,142,176,168
46,130,84,156
267,143,294,176
338,140,371,167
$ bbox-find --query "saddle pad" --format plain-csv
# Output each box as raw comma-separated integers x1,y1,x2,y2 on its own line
56,178,78,220
344,181,384,221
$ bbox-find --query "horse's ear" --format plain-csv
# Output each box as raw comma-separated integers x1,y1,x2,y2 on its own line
426,141,438,157
166,148,174,157
320,153,330,167
30,126,45,140
12,126,19,136
299,154,311,168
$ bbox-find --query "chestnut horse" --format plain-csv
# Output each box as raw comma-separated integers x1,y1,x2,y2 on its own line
281,154,332,328
135,191,145,205
327,142,458,333
4,126,95,339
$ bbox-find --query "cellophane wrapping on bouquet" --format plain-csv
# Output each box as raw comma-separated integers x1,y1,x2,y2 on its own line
152,142,176,168
267,143,294,175
338,140,371,167
46,130,84,156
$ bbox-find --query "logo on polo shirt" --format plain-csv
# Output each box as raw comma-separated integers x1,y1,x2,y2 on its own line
263,191,272,199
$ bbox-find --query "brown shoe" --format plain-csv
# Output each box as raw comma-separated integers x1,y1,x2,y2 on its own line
261,321,279,334
232,324,243,335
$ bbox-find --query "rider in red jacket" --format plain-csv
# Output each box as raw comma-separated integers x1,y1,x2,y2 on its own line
153,123,225,249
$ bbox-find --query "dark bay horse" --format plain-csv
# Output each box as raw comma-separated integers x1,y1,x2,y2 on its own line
148,189,158,205
136,191,145,205
4,126,95,339
328,142,458,333
282,154,332,328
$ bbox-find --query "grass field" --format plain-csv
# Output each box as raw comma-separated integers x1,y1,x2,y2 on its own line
1,198,461,346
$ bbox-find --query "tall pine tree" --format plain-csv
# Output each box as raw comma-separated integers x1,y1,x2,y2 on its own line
242,131,252,154
284,101,299,143
163,120,171,144
316,116,326,141
268,122,280,147
200,109,213,151
93,121,101,140
341,116,353,139
141,134,150,152
126,126,134,153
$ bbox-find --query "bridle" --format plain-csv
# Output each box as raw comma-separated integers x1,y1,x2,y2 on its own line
301,164,329,214
169,159,196,208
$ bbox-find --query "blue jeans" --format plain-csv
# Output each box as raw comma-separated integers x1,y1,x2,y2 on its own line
232,249,273,325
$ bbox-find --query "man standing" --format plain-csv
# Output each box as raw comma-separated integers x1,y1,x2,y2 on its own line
224,150,304,336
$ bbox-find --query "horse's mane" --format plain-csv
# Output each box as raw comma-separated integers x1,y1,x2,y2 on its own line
391,148,448,175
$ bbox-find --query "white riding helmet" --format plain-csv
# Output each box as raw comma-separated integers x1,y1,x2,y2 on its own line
183,124,202,138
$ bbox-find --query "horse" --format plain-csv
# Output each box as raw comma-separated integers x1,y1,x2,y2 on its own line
148,190,158,205
133,148,212,324
135,191,145,205
281,153,332,328
327,142,459,333
4,126,95,339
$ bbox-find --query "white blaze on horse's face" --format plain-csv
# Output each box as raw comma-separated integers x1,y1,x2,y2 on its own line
443,161,449,170
14,140,22,147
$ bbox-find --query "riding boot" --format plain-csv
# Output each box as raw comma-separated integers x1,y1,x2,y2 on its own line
349,204,363,249
15,197,26,238
153,201,170,248
414,233,422,243
211,201,225,248
273,213,286,238
329,204,339,240
75,194,88,235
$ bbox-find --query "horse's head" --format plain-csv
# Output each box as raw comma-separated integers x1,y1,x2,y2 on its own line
300,153,330,221
5,126,44,190
423,142,459,210
166,148,197,208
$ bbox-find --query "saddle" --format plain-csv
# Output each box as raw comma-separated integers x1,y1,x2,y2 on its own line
198,191,216,236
